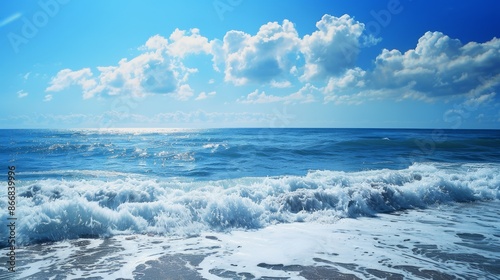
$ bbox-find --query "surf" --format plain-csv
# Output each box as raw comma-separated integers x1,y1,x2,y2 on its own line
1,162,499,247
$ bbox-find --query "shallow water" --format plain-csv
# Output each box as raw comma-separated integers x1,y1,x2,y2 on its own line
2,201,498,279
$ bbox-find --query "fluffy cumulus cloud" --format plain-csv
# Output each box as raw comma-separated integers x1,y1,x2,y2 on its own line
301,14,367,80
44,14,499,107
220,19,301,85
91,52,180,98
216,14,371,85
371,32,500,98
46,29,211,100
46,68,96,93
324,31,500,104
174,84,195,101
289,83,318,104
46,56,176,99
45,14,375,102
166,28,212,58
324,67,366,94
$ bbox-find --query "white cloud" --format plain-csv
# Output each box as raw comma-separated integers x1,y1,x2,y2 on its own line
301,14,367,80
46,68,96,93
221,20,301,85
173,84,194,101
43,94,53,102
464,92,497,108
290,83,318,104
322,67,371,104
17,90,28,98
370,32,500,100
89,52,181,98
46,27,216,100
195,91,216,101
143,29,212,58
324,67,366,93
324,89,389,105
322,32,500,105
238,90,283,104
46,45,195,99
44,15,499,108
215,14,378,86
45,15,376,101
139,58,179,95
143,34,168,51
238,85,317,104
167,28,212,58
270,80,292,88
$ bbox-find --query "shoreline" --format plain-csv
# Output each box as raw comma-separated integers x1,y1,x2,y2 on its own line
1,201,499,279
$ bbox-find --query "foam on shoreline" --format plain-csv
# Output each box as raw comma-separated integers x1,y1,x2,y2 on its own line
2,201,499,279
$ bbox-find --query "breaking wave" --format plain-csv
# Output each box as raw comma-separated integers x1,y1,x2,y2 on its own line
1,162,499,247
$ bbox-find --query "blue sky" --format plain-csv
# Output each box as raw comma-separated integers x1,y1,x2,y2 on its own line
1,0,499,129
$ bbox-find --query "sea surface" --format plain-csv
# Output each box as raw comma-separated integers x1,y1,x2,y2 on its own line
0,128,499,279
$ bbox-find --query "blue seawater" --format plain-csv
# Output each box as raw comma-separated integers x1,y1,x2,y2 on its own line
0,128,499,246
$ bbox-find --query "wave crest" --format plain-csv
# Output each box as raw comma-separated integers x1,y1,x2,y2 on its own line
1,163,499,246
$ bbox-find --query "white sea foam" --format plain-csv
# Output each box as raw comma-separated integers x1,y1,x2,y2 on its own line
0,162,499,247
202,142,229,153
198,201,500,279
8,201,500,279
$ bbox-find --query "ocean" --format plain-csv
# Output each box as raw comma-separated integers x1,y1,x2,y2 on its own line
0,128,499,279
